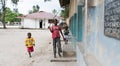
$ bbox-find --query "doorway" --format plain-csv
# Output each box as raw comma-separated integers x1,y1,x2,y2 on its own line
39,20,43,28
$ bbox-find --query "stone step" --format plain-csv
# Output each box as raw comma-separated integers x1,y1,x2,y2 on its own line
62,43,76,57
50,57,76,62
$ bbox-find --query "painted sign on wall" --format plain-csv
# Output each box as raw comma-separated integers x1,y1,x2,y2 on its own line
104,0,120,39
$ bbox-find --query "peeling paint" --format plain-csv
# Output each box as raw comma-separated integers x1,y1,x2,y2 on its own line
97,44,105,59
113,43,117,47
111,51,115,57
107,59,112,66
117,55,120,61
70,0,120,66
96,0,104,5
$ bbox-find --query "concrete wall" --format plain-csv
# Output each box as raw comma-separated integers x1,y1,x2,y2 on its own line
35,19,40,28
23,19,36,28
69,0,78,18
68,0,86,66
44,19,49,28
68,0,120,66
94,0,120,66
87,6,98,56
86,0,120,66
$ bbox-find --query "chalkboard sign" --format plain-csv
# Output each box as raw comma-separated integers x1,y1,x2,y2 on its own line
104,0,120,39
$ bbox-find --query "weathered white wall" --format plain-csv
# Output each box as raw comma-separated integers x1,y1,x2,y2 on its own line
69,0,120,66
23,19,36,28
44,19,49,28
35,19,40,28
22,18,49,29
87,0,120,66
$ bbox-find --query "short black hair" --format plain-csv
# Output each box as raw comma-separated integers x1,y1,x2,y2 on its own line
54,19,58,22
27,32,31,35
53,19,58,23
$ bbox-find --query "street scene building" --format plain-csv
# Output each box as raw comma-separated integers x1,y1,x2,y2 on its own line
59,0,120,66
17,11,63,29
0,0,120,66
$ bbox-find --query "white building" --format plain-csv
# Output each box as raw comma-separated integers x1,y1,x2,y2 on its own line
17,11,63,29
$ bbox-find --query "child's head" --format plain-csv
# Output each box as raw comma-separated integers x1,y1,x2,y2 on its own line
53,19,58,25
27,32,31,38
65,26,68,30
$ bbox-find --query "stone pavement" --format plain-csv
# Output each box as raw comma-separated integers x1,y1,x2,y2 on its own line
0,29,77,66
85,53,102,66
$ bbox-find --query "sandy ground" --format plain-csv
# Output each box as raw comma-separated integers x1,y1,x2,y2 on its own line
0,29,77,66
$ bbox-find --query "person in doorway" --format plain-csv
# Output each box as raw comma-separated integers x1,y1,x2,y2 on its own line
25,32,35,58
48,19,65,58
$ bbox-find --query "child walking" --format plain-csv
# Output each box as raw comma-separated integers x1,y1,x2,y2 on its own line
64,26,69,44
25,32,35,58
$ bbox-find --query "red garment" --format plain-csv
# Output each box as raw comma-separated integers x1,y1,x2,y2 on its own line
51,25,61,39
27,46,34,52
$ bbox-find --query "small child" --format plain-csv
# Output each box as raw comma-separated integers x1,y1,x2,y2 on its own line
25,32,35,58
64,26,69,44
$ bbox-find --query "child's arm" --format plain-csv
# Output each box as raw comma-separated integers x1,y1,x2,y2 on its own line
48,26,53,33
25,39,28,46
59,27,65,40
32,38,35,46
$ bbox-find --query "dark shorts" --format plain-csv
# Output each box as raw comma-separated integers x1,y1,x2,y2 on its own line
27,46,34,52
